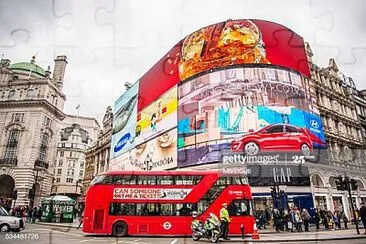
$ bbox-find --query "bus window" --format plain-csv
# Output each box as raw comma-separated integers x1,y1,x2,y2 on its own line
160,204,174,216
228,200,251,216
137,176,157,185
110,203,136,215
90,175,106,185
157,175,173,185
231,176,248,185
112,175,136,184
176,175,202,185
215,177,232,186
175,203,192,216
136,204,150,216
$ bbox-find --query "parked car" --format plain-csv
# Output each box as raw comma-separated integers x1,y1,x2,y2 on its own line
0,206,25,232
231,124,321,156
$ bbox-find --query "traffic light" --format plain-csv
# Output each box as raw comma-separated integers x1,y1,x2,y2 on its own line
335,176,345,191
350,179,358,190
12,190,18,200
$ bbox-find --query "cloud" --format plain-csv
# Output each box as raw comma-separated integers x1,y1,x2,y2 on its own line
1,0,365,123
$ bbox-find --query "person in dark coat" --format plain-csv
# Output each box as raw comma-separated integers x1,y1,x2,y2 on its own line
360,203,366,234
314,209,321,230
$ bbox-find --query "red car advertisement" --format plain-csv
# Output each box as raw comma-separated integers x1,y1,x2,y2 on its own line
137,19,310,112
177,66,327,167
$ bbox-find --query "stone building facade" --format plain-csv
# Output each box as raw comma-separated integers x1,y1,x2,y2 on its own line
306,44,366,216
81,106,113,203
0,56,67,208
51,115,100,201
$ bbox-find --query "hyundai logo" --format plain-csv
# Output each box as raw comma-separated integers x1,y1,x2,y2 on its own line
310,120,319,129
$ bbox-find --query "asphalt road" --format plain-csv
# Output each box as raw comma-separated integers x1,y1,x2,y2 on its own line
1,224,366,244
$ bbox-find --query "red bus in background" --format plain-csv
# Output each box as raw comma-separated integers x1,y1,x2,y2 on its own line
82,170,255,237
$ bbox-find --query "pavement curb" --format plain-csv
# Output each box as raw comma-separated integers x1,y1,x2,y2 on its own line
30,222,78,229
229,236,366,242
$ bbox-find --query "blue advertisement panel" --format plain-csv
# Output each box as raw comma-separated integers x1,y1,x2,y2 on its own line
111,82,139,159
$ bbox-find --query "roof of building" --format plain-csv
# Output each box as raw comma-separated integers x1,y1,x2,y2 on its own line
9,56,46,78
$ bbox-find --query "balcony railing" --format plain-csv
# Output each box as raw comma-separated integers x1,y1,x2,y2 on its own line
0,158,18,166
34,159,49,170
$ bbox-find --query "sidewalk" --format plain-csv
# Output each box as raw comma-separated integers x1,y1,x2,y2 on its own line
257,223,364,234
28,220,80,228
231,229,366,242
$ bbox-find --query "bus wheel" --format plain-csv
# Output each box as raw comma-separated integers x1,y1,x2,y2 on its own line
112,221,128,237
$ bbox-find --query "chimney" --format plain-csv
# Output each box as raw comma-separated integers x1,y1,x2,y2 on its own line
124,82,133,90
53,55,68,90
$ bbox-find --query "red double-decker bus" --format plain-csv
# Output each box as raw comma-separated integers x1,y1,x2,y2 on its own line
82,170,255,237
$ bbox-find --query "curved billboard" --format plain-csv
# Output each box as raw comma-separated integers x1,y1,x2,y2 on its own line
111,19,317,179
137,19,311,112
177,66,326,168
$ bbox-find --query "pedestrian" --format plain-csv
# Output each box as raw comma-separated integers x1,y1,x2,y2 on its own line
273,209,281,232
77,211,84,230
219,203,231,240
292,208,302,232
314,209,321,230
32,207,37,223
301,209,311,232
341,211,348,229
360,202,366,234
27,208,33,222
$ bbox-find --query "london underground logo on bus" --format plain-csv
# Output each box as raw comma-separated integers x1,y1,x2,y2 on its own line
113,188,192,200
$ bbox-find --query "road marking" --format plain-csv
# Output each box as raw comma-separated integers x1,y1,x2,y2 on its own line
170,239,178,244
30,228,83,237
110,240,147,244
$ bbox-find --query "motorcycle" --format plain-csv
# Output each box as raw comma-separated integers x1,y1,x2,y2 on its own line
191,212,221,243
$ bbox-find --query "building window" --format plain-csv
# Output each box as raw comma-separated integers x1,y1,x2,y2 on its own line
71,169,74,176
80,162,84,167
8,90,15,99
43,116,52,127
12,113,25,123
79,170,84,177
66,178,73,183
57,169,62,175
58,159,63,167
60,151,64,157
67,169,71,175
56,178,61,183
38,133,49,162
70,151,72,157
26,89,36,98
4,130,20,159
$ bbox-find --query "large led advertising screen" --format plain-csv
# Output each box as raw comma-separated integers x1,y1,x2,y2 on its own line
110,128,178,171
137,19,311,112
111,82,139,159
135,86,177,146
177,66,327,168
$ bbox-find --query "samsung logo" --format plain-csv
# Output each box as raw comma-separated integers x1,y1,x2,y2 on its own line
114,133,131,152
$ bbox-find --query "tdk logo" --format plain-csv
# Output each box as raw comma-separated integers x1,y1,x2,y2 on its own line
310,120,319,129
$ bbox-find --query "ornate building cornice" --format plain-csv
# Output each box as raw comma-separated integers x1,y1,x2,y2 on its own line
0,99,66,120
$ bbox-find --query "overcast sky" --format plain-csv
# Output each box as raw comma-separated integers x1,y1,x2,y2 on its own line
1,0,365,124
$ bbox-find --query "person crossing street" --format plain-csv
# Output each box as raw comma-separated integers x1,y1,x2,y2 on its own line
220,203,231,240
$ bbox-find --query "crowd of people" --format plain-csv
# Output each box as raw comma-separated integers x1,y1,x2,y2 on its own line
254,204,366,233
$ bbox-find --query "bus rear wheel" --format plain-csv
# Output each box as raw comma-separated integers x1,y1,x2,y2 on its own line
112,221,128,237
